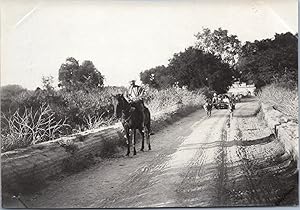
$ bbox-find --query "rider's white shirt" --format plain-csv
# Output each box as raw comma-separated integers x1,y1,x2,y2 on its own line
128,85,144,101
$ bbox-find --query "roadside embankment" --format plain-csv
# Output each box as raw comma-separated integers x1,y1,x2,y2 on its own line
226,98,298,206
1,104,201,195
261,102,298,161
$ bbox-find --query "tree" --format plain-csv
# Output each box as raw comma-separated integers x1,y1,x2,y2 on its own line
168,47,233,92
140,65,174,89
42,75,55,92
58,57,104,91
195,28,241,66
140,47,234,93
237,32,298,89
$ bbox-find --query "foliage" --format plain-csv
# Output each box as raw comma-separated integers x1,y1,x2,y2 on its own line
1,104,70,152
195,27,242,66
58,57,105,91
82,113,114,130
42,76,55,92
1,85,206,152
1,85,125,149
144,87,207,115
1,85,27,114
140,65,172,90
60,86,125,131
237,32,298,89
140,47,234,93
258,84,298,121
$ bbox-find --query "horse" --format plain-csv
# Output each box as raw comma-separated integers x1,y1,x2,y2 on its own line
112,94,151,156
203,100,213,117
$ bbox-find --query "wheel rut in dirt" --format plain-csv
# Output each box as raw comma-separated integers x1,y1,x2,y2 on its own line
97,111,229,208
172,112,229,207
11,98,298,208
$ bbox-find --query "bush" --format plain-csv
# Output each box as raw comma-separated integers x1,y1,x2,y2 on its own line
1,104,70,152
59,86,125,131
258,84,298,121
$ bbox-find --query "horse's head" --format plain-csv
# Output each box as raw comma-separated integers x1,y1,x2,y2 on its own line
112,94,127,118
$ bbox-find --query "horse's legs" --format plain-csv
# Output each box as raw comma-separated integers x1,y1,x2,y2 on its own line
146,124,151,150
139,127,145,152
133,129,137,155
145,109,151,150
125,128,130,156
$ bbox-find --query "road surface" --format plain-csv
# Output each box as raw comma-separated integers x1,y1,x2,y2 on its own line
5,98,298,208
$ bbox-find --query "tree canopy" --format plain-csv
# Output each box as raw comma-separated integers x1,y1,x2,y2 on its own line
195,28,241,66
140,47,234,93
140,65,174,90
237,32,298,89
58,57,104,91
140,28,241,93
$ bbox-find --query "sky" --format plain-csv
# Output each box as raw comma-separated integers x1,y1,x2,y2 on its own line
1,0,298,90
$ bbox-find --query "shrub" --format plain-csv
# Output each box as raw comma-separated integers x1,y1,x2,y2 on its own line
1,104,70,152
59,86,125,130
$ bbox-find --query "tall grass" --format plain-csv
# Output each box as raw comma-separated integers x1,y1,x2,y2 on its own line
1,86,206,152
145,87,206,117
258,84,298,121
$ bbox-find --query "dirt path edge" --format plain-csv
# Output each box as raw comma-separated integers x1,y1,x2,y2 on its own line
261,102,298,161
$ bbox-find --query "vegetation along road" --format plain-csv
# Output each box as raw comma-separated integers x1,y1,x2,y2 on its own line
10,98,297,208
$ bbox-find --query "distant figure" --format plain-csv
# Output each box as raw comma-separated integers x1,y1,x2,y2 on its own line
203,98,212,117
228,98,235,117
231,94,235,103
212,93,218,108
223,95,230,103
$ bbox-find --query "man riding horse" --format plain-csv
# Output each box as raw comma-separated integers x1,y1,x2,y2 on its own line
124,80,146,128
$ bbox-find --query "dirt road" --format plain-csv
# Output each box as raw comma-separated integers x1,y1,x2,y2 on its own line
6,98,298,208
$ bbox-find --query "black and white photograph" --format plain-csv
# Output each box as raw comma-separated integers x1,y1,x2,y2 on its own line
1,0,298,208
